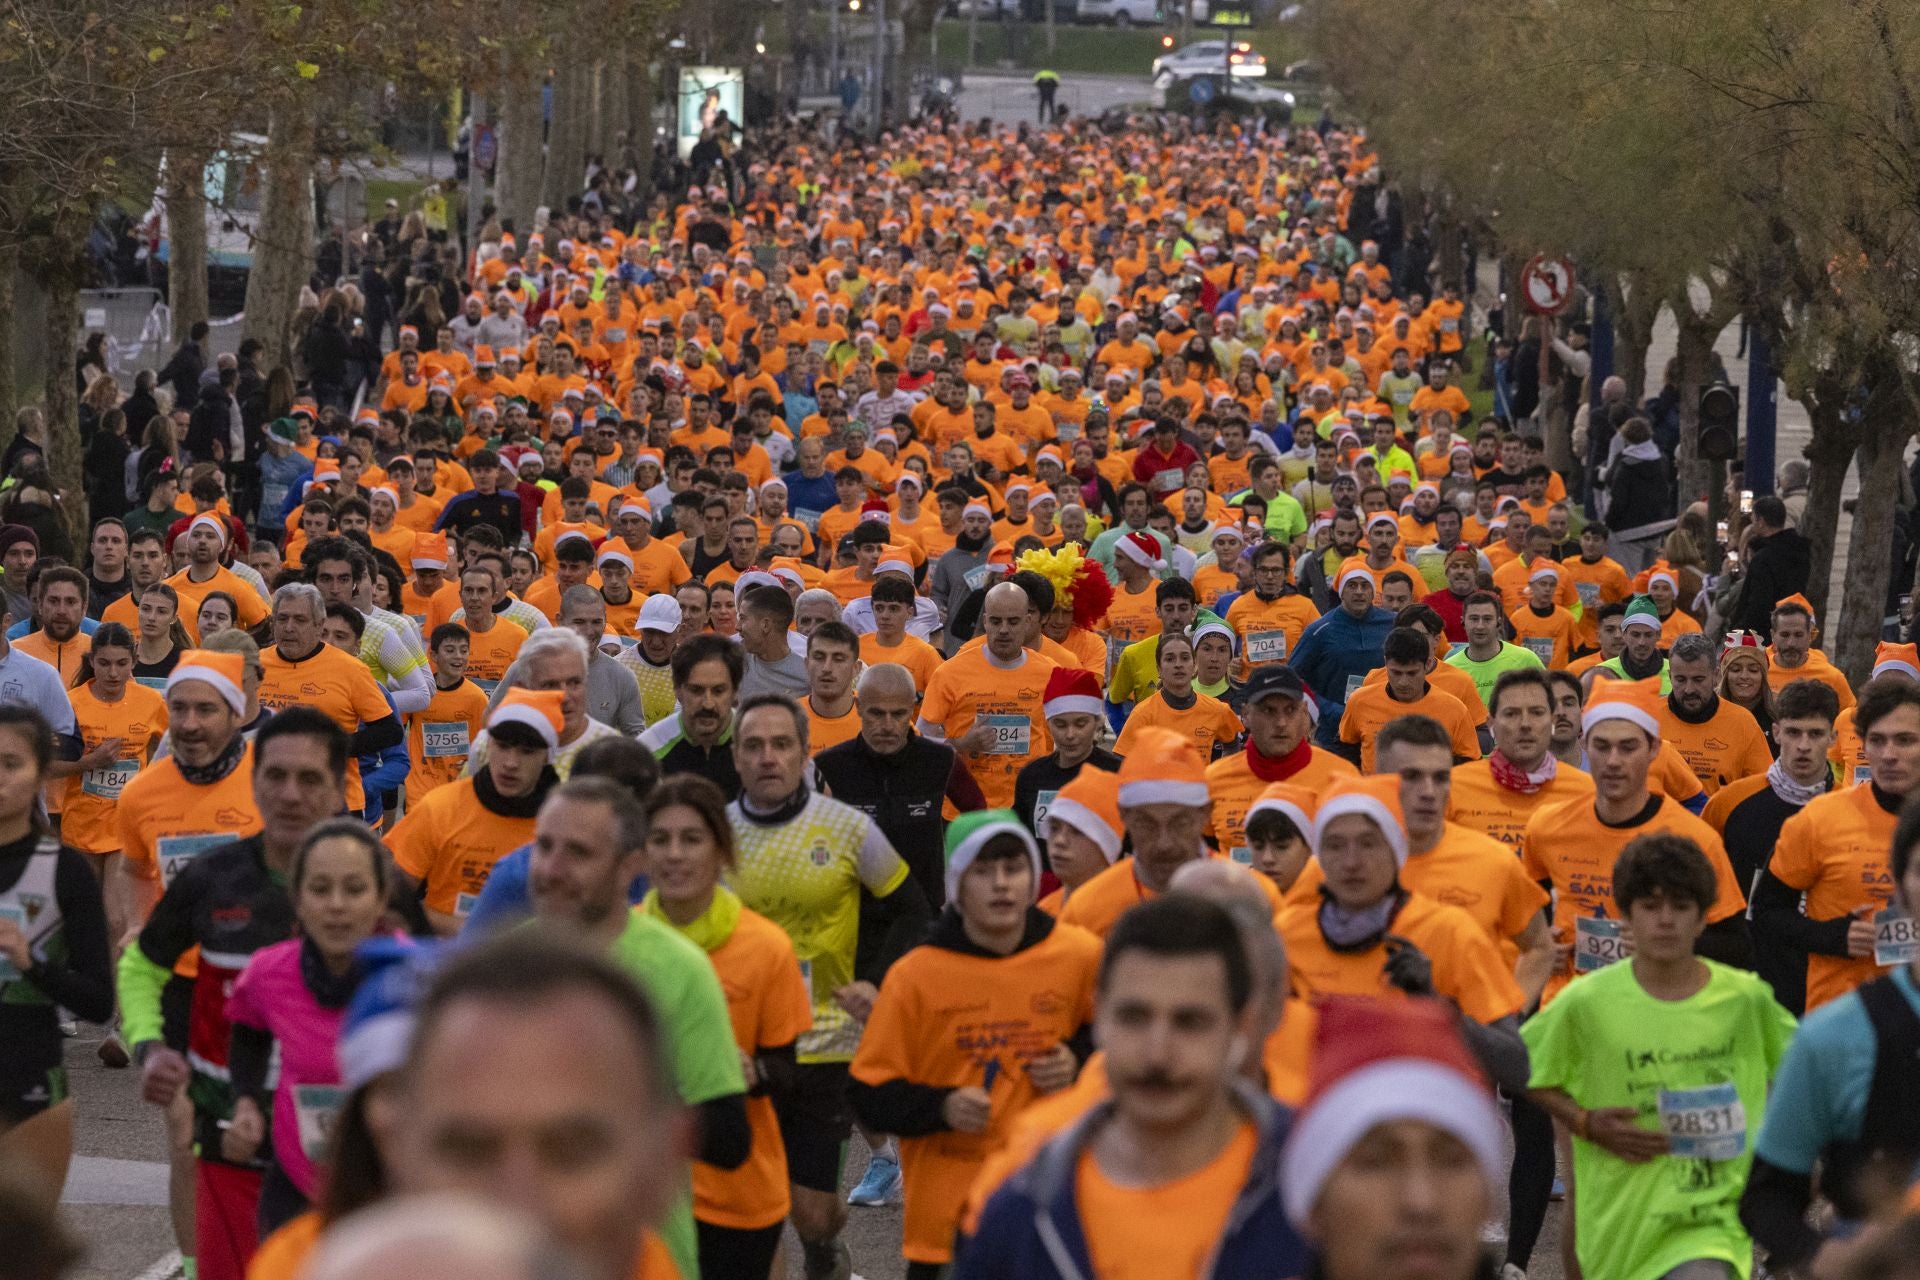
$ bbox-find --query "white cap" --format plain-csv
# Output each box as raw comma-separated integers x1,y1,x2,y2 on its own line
637,595,683,633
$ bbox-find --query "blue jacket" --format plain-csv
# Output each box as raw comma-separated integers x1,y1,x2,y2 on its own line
953,1082,1309,1280
1289,603,1395,748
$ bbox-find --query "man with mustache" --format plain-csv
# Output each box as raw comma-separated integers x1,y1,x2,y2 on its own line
640,633,743,794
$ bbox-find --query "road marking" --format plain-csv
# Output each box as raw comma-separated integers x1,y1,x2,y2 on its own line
130,1250,182,1280
61,1155,171,1206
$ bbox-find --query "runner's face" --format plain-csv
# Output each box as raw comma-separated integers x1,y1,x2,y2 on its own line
1249,830,1311,895
1490,685,1551,765
1096,951,1243,1134
1584,720,1653,803
530,795,633,927
1316,813,1398,909
856,683,915,755
166,684,241,768
734,703,806,804
1044,819,1107,889
1772,715,1833,783
1119,802,1206,892
955,847,1034,937
806,640,856,701
294,836,384,962
1616,866,1709,952
645,803,723,908
1623,623,1660,664
391,990,685,1280
1307,1120,1490,1280
321,617,358,652
1866,703,1920,796
0,726,43,823
1378,741,1451,843
1772,614,1811,664
255,731,342,848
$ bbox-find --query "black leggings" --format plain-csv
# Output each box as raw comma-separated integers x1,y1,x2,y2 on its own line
695,1219,783,1280
256,1158,310,1239
1507,1090,1555,1271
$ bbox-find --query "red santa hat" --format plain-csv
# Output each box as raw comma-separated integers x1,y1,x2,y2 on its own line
1042,667,1104,722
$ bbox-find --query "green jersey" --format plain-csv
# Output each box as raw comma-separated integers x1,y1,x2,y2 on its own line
1523,959,1796,1280
1445,641,1544,705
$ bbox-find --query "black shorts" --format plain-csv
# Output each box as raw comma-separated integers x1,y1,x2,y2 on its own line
162,974,194,1053
0,1063,68,1124
773,1062,853,1193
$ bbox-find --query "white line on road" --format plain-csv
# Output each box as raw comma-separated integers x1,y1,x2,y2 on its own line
129,1250,182,1280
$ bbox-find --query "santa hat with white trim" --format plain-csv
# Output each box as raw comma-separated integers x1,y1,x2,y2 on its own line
1311,773,1408,867
1873,642,1920,683
1246,781,1316,839
1334,558,1376,594
488,688,566,753
1621,594,1661,632
1116,531,1167,573
1581,677,1663,738
1043,667,1104,722
1117,726,1210,810
1280,996,1505,1229
943,808,1042,903
1047,768,1124,863
167,649,247,714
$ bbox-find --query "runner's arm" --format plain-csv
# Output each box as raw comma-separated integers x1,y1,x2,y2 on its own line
1751,870,1853,956
1512,909,1556,1009
227,1023,274,1109
1695,913,1753,969
859,864,932,985
116,945,173,1051
378,630,434,716
350,711,405,757
25,850,113,1024
696,1094,751,1170
946,755,987,813
1457,1012,1529,1095
848,1075,957,1138
1738,1157,1822,1271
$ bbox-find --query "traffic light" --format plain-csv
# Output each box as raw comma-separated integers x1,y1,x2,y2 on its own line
1699,383,1739,461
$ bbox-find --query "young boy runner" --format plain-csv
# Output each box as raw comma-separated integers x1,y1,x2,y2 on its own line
849,811,1100,1277
1523,834,1795,1280
405,623,488,807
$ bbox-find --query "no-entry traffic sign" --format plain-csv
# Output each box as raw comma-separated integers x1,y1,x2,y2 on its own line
1521,254,1576,316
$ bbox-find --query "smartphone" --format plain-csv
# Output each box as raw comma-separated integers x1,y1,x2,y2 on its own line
1716,521,1728,544
1739,489,1753,514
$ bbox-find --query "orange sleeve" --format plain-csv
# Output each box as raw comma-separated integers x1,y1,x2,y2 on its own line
1498,860,1551,941
387,797,437,881
1766,807,1819,890
848,956,924,1088
1449,702,1481,759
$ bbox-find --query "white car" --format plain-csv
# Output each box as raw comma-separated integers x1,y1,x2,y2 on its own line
1151,39,1267,84
1078,0,1161,24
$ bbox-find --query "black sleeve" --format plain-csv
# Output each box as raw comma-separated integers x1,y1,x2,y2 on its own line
1695,913,1754,970
848,1075,954,1138
349,713,404,757
228,1023,275,1107
749,1042,798,1099
27,850,114,1024
1739,1155,1821,1270
1065,1021,1095,1066
1752,870,1853,956
860,874,933,985
137,859,205,972
695,1093,752,1170
946,755,988,814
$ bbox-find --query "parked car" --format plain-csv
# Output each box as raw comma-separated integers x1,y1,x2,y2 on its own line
1151,38,1266,85
1077,0,1160,26
1159,72,1294,119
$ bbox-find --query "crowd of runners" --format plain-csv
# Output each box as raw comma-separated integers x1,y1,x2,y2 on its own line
6,106,1920,1280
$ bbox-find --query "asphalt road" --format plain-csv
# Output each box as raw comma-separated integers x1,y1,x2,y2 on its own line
952,71,1156,126
59,1016,1567,1280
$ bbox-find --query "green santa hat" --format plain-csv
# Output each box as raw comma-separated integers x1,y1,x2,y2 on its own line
944,808,1042,904
1622,594,1662,632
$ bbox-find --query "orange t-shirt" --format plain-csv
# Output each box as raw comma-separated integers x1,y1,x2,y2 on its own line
859,632,944,693
1507,605,1579,669
404,678,490,807
459,616,529,695
389,776,537,923
1115,690,1241,761
1337,682,1480,773
692,905,813,1230
850,920,1101,1263
257,643,395,812
806,699,861,757
1058,854,1285,939
1446,758,1595,852
1205,747,1357,861
1768,784,1901,1009
1521,794,1746,1002
1222,592,1321,679
1076,1122,1259,1280
920,648,1058,809
1657,700,1773,795
1280,891,1526,1024
63,681,168,855
1358,659,1488,725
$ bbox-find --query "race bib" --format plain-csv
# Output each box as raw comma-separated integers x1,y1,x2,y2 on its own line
292,1084,346,1163
454,891,480,918
422,721,471,759
1055,421,1082,442
1345,673,1365,700
1657,1082,1747,1160
1855,765,1872,786
1230,845,1252,865
1246,629,1288,665
473,677,501,695
134,675,169,692
793,507,825,532
1574,914,1626,973
1576,581,1601,608
1033,789,1059,834
156,833,236,888
963,564,994,592
979,714,1032,755
82,758,139,800
1875,905,1918,967
798,957,814,995
1152,467,1183,494
1523,636,1557,664
1105,635,1127,682
1440,318,1459,333
0,904,23,981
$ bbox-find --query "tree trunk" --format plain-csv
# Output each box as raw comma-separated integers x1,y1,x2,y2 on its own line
629,52,655,204
495,73,545,234
1608,271,1659,405
167,149,210,349
39,221,90,546
0,242,16,434
1432,198,1464,293
1798,399,1856,629
1045,0,1056,54
542,60,590,215
1499,251,1527,341
1832,374,1914,683
242,97,317,377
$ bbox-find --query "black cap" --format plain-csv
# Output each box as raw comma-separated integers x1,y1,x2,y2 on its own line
1244,664,1309,707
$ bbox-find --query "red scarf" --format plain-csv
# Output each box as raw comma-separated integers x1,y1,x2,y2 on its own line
1487,749,1557,795
1246,736,1314,782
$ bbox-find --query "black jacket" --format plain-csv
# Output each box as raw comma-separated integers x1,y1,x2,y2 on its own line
1730,527,1812,638
185,384,233,462
814,730,987,908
